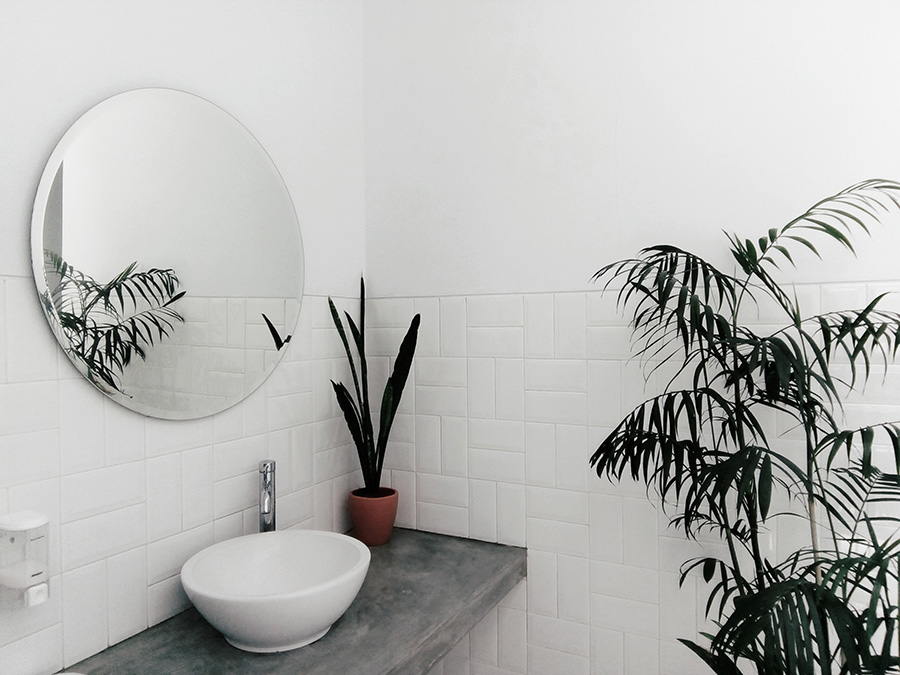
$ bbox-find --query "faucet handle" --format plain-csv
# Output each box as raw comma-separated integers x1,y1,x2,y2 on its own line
259,460,275,473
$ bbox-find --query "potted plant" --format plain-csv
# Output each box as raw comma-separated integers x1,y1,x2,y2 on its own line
329,278,420,546
591,179,900,674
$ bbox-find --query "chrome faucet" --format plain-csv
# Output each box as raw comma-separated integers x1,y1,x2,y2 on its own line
259,460,276,532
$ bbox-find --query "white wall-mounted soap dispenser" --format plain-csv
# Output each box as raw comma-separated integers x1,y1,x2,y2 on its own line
0,510,49,609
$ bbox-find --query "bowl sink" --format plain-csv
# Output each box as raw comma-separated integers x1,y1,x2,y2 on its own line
181,530,370,653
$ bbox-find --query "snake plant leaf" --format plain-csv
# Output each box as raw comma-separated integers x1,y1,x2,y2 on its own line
328,297,364,412
331,380,369,474
375,313,421,461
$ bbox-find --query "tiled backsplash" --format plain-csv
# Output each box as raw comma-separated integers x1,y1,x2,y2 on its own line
119,295,300,415
2,278,899,674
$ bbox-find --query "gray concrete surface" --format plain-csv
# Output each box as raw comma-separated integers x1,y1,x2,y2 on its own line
67,528,526,675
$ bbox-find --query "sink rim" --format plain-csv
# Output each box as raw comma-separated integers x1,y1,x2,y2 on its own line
181,529,371,603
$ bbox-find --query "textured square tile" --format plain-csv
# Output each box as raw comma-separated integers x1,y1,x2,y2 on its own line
497,483,526,547
467,358,495,418
147,523,214,585
368,297,417,328
524,390,587,425
554,293,586,359
528,644,590,675
418,473,468,508
469,449,525,484
62,561,108,665
213,471,256,519
527,550,558,618
59,379,104,475
416,385,467,417
498,605,528,673
591,594,659,638
104,403,146,465
467,295,523,327
591,561,659,604
0,624,62,675
469,419,525,452
0,429,59,489
625,632,660,674
526,486,589,524
107,547,148,646
0,382,59,438
525,294,555,358
555,424,590,492
469,606,499,665
182,445,214,530
587,360,622,427
417,357,467,387
417,501,468,537
467,327,524,358
416,414,442,474
528,613,590,657
147,575,191,627
441,416,468,477
414,297,441,357
527,518,589,557
213,433,267,481
147,454,182,542
590,627,624,675
61,504,145,571
525,359,587,393
440,297,467,357
660,571,696,642
558,555,590,623
525,422,556,487
623,497,659,568
61,461,144,522
468,479,497,542
590,494,624,562
495,359,524,421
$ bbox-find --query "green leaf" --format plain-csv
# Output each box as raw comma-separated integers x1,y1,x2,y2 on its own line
758,454,772,521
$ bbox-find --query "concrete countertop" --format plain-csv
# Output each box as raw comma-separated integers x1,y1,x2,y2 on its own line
68,528,527,675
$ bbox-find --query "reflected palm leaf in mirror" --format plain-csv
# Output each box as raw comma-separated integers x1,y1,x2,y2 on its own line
41,250,185,394
30,89,305,418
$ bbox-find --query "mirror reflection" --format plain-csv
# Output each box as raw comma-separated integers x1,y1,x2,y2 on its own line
31,88,304,419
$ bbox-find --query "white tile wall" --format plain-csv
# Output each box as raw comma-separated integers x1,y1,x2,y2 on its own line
5,283,896,675
381,284,900,675
0,291,358,673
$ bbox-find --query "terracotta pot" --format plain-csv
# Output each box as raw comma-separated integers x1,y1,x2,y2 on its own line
348,487,398,546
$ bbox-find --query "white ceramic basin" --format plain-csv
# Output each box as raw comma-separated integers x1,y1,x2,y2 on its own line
181,530,370,653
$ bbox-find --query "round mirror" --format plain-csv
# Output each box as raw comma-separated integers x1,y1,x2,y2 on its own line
31,88,304,419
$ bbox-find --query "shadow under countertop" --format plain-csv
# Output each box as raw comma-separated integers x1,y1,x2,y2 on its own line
68,528,526,675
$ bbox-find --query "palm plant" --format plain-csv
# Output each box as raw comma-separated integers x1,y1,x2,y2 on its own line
590,179,900,674
329,278,420,495
40,251,185,393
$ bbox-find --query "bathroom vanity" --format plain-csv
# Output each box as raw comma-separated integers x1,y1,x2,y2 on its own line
68,529,526,675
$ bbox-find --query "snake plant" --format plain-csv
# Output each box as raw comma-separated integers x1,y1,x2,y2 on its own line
591,179,900,674
329,278,420,495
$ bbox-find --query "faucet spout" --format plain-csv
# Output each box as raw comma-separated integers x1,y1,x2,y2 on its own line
259,460,276,532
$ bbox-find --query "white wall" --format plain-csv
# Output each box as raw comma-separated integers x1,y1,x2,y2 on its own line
0,2,365,672
363,2,900,674
5,1,900,674
364,0,900,298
